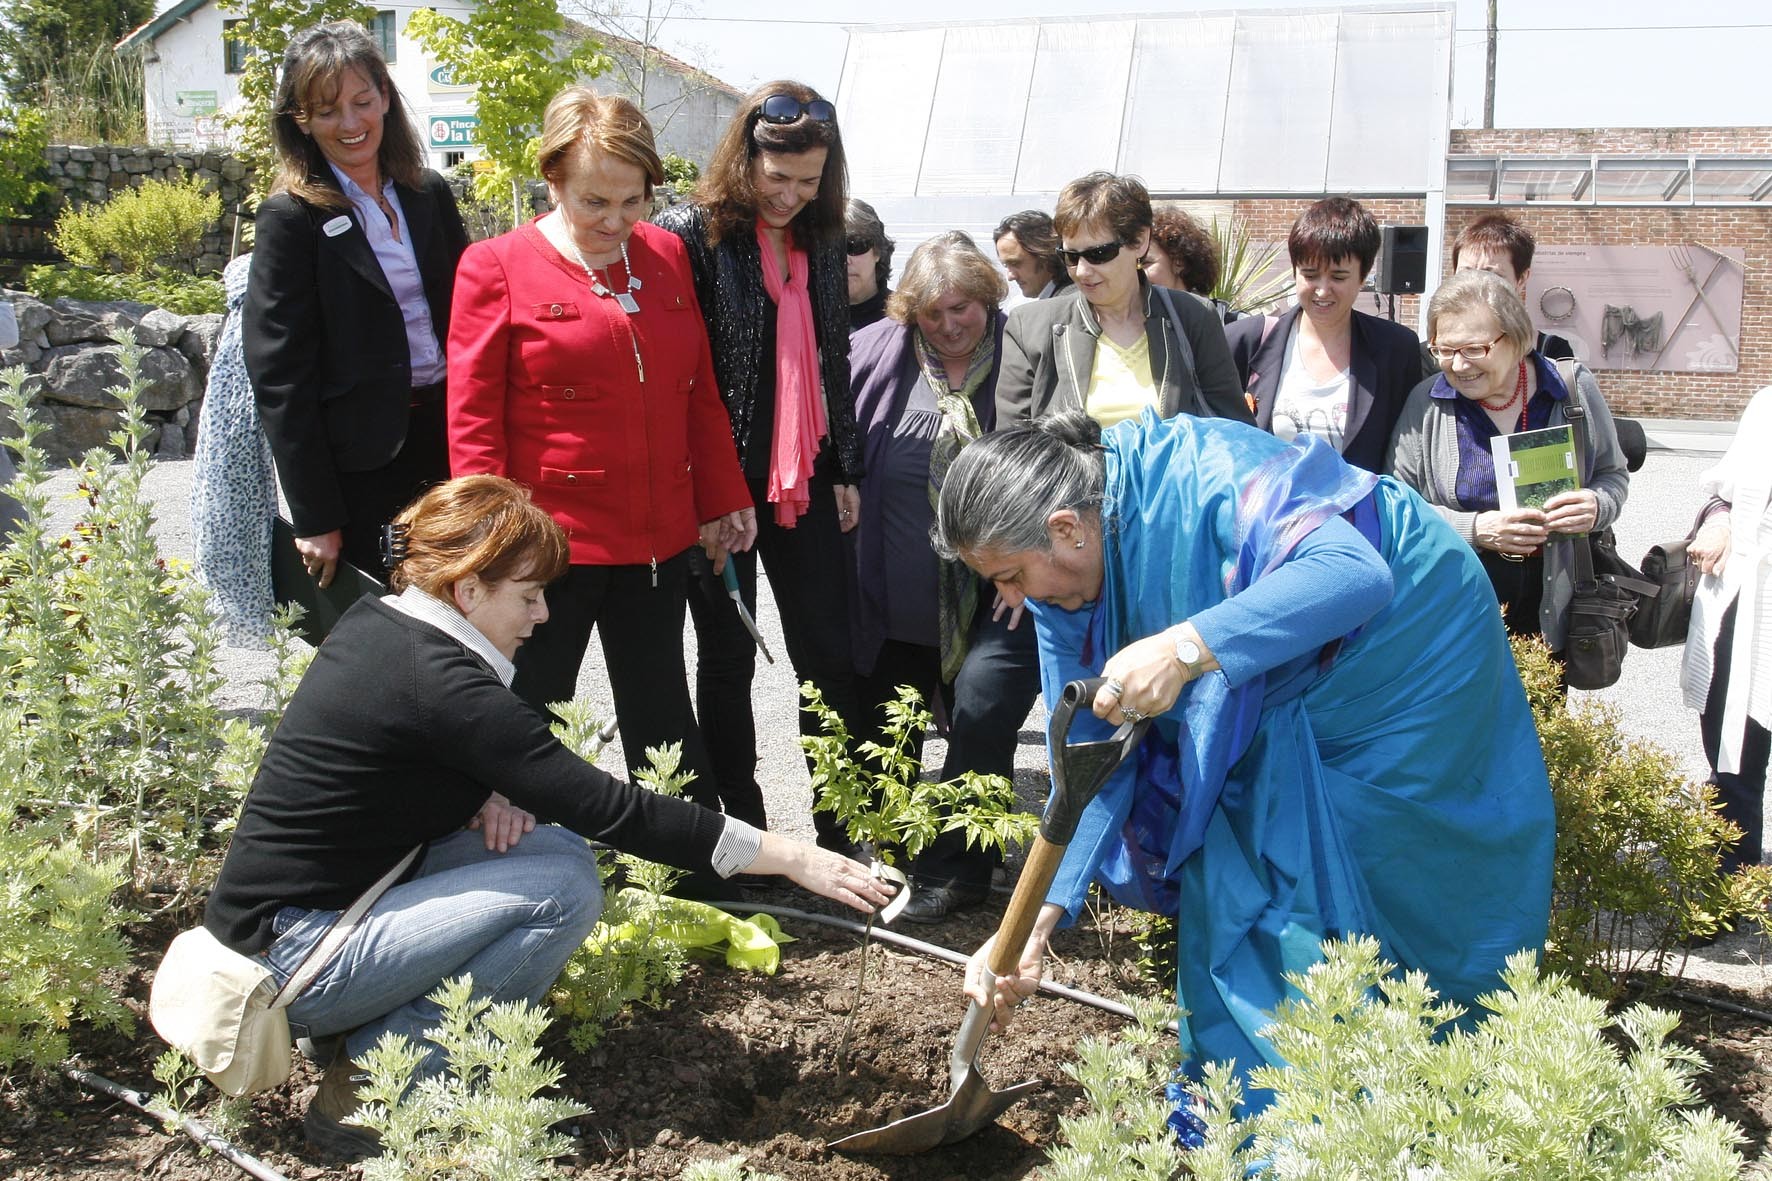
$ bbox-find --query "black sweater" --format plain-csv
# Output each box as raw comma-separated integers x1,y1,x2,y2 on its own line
205,596,726,953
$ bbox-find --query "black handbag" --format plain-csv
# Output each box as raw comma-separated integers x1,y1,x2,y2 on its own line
1561,393,1655,690
1628,505,1709,650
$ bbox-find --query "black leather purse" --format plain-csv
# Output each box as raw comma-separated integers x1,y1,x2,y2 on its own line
1562,396,1655,690
1628,505,1711,649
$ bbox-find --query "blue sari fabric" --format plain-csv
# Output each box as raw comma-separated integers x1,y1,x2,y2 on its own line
1031,412,1553,1104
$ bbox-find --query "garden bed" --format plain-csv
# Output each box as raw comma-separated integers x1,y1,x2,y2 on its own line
3,884,1155,1180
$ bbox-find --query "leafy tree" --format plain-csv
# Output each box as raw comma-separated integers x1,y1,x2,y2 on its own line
0,0,150,104
0,105,52,218
407,0,609,218
559,0,719,141
219,0,377,189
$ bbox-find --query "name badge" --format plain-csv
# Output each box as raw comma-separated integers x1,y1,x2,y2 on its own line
323,215,352,238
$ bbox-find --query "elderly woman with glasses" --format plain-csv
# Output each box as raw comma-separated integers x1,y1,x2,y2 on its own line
654,81,869,855
994,171,1252,430
846,231,1027,921
1387,269,1630,655
845,198,894,332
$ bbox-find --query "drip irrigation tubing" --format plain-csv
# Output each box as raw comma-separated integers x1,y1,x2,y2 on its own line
62,1066,292,1181
716,900,1176,1031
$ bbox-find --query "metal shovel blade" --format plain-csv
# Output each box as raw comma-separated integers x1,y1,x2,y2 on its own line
827,1068,1042,1155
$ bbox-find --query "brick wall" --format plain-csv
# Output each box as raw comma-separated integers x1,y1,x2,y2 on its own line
1445,127,1772,422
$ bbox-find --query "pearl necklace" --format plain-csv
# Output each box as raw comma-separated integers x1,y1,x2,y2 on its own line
562,234,643,315
1479,361,1528,418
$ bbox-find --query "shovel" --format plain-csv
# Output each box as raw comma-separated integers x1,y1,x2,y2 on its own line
829,677,1150,1155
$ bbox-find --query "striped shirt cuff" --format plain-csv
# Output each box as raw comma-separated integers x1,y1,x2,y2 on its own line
710,817,764,878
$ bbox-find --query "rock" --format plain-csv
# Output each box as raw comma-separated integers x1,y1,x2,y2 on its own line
7,291,54,342
47,145,69,163
69,147,95,163
29,400,122,462
135,307,186,348
177,313,224,368
153,419,185,459
221,157,246,182
40,343,201,412
45,299,151,347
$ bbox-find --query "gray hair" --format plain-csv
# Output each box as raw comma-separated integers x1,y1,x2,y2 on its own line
1427,268,1535,357
887,230,1008,325
933,412,1107,560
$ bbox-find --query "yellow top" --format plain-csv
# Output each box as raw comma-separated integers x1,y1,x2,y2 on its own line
1085,332,1157,427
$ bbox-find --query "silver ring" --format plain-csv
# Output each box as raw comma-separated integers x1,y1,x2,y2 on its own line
1103,677,1125,698
1121,708,1146,724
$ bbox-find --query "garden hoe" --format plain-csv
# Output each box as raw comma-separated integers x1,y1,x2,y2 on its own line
830,677,1150,1155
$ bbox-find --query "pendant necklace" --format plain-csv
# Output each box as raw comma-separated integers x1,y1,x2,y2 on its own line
564,236,642,314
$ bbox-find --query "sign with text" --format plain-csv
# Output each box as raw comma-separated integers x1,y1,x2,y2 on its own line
428,114,479,148
174,91,218,117
1528,244,1746,374
426,62,476,95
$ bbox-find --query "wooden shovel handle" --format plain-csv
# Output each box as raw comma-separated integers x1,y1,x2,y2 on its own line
986,835,1065,978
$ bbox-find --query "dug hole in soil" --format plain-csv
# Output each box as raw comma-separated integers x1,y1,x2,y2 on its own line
3,881,1153,1180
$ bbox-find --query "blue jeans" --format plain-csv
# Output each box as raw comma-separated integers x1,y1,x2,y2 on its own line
260,825,604,1075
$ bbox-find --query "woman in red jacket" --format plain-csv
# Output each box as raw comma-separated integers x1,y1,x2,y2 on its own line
448,87,754,820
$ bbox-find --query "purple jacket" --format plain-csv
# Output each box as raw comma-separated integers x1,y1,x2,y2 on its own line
846,312,1005,676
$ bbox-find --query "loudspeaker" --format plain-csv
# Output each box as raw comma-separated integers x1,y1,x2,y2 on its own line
1377,225,1428,294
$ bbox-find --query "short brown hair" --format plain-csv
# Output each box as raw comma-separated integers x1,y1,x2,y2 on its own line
536,87,664,191
695,80,847,247
1287,196,1380,277
1053,172,1153,246
1148,206,1219,294
1451,212,1535,276
388,476,569,598
271,23,425,213
886,231,1007,324
1426,269,1535,359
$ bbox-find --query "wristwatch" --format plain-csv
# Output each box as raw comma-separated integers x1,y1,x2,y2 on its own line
1172,630,1208,680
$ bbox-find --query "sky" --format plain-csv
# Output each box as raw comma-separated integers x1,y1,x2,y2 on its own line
588,0,1772,130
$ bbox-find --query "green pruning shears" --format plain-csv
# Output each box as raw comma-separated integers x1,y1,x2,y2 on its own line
720,560,775,664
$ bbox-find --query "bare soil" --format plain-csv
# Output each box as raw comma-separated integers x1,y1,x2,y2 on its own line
5,890,1771,1180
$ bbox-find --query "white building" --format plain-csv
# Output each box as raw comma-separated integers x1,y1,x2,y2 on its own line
116,1,742,170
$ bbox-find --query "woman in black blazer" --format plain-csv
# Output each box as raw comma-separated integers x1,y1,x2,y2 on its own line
1224,197,1429,474
244,22,469,588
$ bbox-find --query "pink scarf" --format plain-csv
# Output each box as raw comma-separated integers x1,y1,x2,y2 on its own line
756,222,826,527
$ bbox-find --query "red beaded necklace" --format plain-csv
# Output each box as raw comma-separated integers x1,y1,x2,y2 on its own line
1479,360,1528,427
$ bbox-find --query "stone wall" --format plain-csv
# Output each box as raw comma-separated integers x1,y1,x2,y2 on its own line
1,290,221,462
41,144,258,274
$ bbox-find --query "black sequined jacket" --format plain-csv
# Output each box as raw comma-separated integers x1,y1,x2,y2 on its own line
652,203,864,482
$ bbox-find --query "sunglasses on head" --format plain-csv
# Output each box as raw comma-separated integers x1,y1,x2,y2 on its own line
846,238,875,257
757,95,836,125
1056,240,1125,268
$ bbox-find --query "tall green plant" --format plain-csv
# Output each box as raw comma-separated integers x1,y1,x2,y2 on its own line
221,0,377,187
1209,216,1292,314
0,105,54,218
0,0,150,103
19,42,145,143
1516,636,1772,992
406,0,609,216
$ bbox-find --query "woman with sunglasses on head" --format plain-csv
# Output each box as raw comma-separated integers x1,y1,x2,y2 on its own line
1387,269,1629,658
994,171,1252,430
245,22,468,589
654,82,869,853
445,88,754,865
1226,197,1431,474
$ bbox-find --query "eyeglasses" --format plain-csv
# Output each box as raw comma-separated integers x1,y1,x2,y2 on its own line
846,238,875,257
757,95,836,125
1426,334,1507,363
1056,241,1124,268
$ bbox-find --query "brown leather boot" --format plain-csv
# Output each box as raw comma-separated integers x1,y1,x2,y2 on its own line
302,1051,382,1161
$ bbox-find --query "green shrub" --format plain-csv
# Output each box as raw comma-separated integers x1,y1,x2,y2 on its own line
1046,938,1747,1180
0,104,53,218
1516,636,1772,992
24,263,226,315
51,176,221,275
352,976,585,1180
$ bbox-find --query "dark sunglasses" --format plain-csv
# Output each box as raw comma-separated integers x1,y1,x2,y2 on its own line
1057,240,1125,268
758,95,836,125
846,237,875,257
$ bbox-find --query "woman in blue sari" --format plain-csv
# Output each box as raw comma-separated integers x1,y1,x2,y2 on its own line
934,409,1553,1113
